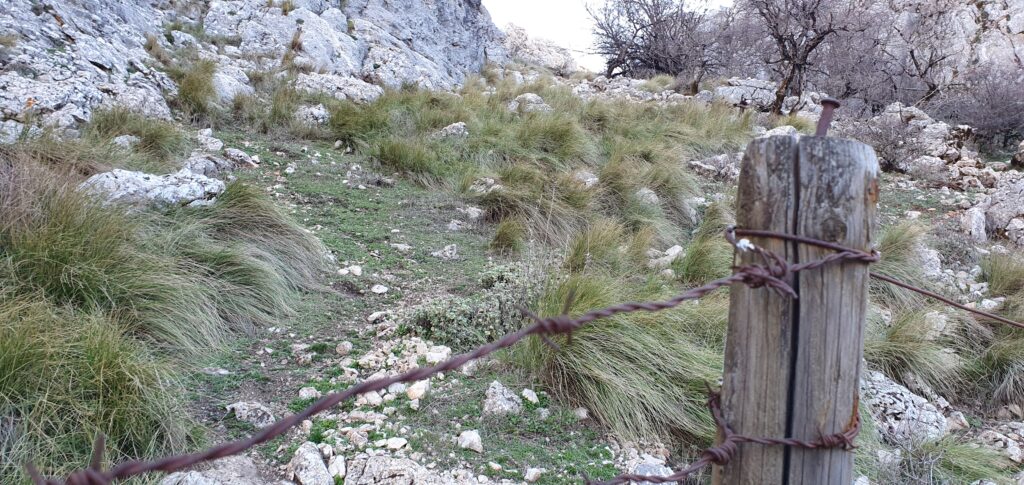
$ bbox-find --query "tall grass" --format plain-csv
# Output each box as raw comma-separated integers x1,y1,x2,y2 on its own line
515,274,727,443
0,154,327,479
174,59,218,117
84,106,188,171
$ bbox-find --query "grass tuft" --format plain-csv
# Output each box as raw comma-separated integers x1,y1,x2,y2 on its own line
516,274,726,443
175,59,218,117
490,217,526,254
84,106,188,169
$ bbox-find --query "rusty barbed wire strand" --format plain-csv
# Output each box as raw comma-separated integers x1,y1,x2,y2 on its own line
29,226,1024,485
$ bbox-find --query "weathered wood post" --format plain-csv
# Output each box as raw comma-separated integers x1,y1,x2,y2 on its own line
712,134,879,484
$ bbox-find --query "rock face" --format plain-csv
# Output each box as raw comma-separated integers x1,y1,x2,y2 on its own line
861,370,947,444
972,172,1024,246
0,0,507,136
713,77,777,109
502,24,576,75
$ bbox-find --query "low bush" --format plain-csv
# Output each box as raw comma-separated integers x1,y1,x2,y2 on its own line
404,266,531,350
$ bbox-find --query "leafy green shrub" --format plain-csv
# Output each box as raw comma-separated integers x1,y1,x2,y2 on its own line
405,267,530,350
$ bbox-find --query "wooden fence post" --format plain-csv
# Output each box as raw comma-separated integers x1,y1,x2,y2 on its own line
712,135,879,485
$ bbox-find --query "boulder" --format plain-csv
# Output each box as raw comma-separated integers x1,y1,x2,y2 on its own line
483,381,522,416
861,370,947,444
502,24,577,75
713,77,777,109
507,93,552,113
81,169,225,208
289,442,332,485
295,73,384,103
1012,139,1024,167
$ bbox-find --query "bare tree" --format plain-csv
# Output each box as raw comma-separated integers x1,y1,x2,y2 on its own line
737,0,877,114
589,0,727,92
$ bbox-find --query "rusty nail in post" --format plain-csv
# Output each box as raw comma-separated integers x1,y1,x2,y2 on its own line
816,97,841,137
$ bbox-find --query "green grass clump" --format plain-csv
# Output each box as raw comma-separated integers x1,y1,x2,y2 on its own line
516,274,725,442
0,297,191,481
863,307,963,394
174,59,218,117
871,223,933,308
981,251,1024,321
0,157,327,480
490,217,526,254
640,74,676,93
875,437,1013,483
673,201,735,285
84,106,188,169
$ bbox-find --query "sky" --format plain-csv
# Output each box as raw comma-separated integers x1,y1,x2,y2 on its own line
482,0,734,72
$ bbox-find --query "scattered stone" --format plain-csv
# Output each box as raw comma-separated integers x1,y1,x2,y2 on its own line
327,455,346,479
406,380,430,400
386,437,408,450
198,129,224,152
483,381,522,416
370,284,389,294
289,442,332,485
524,467,545,483
223,148,257,167
521,388,539,404
367,311,389,323
431,121,469,139
112,134,140,149
296,104,330,125
225,401,276,428
574,407,589,420
336,341,354,356
457,429,483,453
573,170,600,188
447,219,466,231
632,461,672,485
757,125,799,139
635,187,660,205
457,206,485,221
507,93,553,113
390,243,413,252
299,387,322,400
430,244,458,260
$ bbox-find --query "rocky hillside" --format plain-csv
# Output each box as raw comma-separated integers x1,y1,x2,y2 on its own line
4,2,1024,485
0,0,508,140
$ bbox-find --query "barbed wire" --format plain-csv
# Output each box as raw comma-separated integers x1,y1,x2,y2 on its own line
28,226,1024,485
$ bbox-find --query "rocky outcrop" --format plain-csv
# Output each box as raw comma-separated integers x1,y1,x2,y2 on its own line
862,370,948,444
502,24,576,75
971,172,1024,246
80,168,225,208
0,0,506,137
